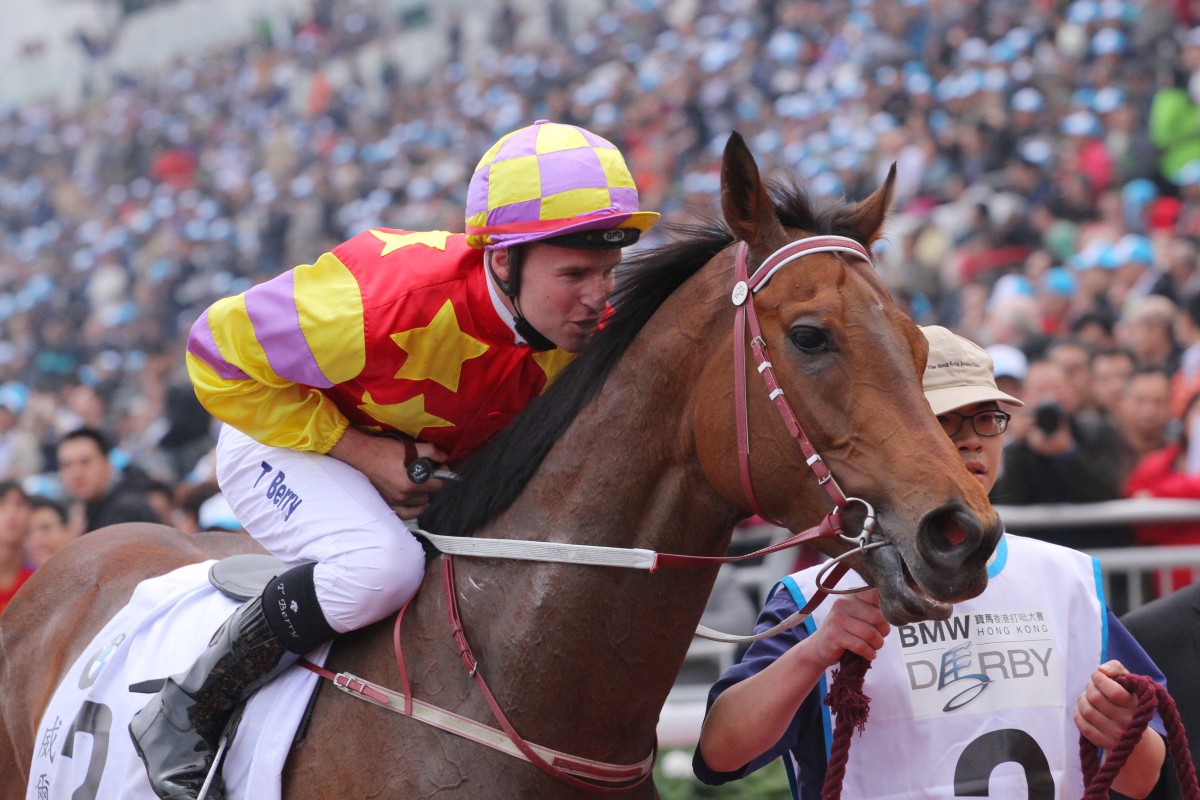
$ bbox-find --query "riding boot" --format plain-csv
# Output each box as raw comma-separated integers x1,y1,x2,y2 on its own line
130,562,336,800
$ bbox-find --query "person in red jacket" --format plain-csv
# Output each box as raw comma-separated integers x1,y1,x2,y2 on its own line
0,480,32,614
1125,388,1200,593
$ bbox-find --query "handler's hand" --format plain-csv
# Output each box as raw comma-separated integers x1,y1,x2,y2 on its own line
327,428,448,519
805,590,890,667
1074,660,1138,750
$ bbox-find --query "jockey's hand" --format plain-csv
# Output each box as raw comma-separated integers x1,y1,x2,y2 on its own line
327,427,449,519
805,589,890,667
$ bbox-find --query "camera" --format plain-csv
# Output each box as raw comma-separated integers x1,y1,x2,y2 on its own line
1033,402,1065,435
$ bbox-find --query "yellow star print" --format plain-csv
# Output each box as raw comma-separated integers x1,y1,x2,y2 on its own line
532,348,575,386
358,391,454,439
390,300,489,391
370,229,452,257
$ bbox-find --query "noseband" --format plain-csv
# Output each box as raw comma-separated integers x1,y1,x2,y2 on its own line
731,236,880,553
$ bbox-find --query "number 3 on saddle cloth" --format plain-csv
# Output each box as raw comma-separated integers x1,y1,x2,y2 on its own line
24,557,326,800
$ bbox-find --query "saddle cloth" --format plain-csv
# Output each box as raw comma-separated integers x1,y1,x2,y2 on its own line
25,561,331,800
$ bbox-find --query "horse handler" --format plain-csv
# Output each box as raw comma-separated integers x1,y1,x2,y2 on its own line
129,120,657,800
694,326,1167,799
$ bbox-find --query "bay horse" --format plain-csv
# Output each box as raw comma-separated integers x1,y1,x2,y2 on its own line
0,133,1002,798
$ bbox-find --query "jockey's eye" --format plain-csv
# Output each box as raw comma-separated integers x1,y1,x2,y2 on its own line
789,325,834,354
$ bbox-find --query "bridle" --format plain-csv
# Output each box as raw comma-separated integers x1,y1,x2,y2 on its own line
301,233,895,791
731,236,888,584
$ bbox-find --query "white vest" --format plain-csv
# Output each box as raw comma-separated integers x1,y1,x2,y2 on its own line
781,534,1107,799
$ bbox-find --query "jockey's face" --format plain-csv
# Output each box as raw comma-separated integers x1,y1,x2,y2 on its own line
493,243,621,353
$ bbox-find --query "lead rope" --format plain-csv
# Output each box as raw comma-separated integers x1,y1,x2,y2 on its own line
820,653,872,800
1080,673,1200,799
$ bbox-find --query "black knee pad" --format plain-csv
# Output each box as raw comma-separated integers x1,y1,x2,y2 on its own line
260,562,337,654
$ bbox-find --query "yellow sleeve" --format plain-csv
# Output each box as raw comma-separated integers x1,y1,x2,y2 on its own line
185,252,365,453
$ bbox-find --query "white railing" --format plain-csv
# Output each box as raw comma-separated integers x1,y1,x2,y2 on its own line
996,498,1200,529
658,500,1200,747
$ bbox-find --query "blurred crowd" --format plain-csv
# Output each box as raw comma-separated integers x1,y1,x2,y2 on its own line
6,0,1200,603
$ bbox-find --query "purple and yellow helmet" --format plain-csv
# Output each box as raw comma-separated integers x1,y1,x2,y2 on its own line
465,120,659,250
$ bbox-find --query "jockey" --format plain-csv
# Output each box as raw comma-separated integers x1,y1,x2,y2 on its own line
129,120,658,800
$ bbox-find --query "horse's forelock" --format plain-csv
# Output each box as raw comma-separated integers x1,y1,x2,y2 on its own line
770,181,875,247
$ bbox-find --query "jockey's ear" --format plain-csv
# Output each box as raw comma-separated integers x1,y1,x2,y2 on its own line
490,248,513,284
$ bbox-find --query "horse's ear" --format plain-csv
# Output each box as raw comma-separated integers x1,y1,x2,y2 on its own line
721,132,785,247
845,162,896,245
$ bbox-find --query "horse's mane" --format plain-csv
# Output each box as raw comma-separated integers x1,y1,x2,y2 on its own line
421,182,866,537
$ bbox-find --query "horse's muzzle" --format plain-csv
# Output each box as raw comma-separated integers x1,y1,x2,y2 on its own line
911,502,1003,598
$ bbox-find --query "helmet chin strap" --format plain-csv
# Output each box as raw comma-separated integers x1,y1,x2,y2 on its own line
488,247,557,352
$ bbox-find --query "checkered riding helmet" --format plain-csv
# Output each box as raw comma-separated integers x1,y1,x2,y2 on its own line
464,120,659,250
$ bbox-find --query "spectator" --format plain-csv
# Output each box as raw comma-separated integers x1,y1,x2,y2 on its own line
1109,234,1158,312
0,481,32,613
991,358,1130,548
1148,28,1200,183
1149,236,1200,306
22,496,75,569
1113,366,1176,486
0,382,42,481
985,343,1027,403
693,326,1166,799
1172,286,1200,413
1070,310,1119,352
1125,388,1200,593
1035,265,1077,337
1046,338,1096,419
1119,294,1181,374
55,427,162,534
1090,347,1137,421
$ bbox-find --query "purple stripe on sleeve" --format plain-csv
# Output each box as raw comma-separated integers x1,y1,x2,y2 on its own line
188,310,251,381
243,272,334,388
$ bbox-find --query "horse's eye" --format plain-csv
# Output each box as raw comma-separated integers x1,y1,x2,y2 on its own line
789,325,833,354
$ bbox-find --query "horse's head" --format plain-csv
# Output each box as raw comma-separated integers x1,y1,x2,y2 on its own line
694,133,1002,625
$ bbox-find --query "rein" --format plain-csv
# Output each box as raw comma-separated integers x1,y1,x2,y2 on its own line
302,234,886,792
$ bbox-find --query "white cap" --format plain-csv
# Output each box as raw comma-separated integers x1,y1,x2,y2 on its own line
921,326,1025,415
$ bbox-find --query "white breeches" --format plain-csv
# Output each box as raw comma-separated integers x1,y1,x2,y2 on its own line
215,425,426,633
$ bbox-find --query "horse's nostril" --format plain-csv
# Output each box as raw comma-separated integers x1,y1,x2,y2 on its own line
942,518,968,548
922,506,979,556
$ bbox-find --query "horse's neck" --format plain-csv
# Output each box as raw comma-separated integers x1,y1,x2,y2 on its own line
509,273,735,551
446,277,738,757
334,274,739,768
